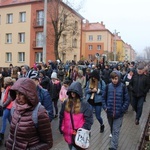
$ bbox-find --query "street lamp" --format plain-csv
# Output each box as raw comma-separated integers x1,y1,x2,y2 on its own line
43,0,47,63
114,30,120,61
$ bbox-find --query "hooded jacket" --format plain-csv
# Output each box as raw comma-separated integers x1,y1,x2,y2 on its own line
102,71,129,119
59,82,93,144
6,78,53,150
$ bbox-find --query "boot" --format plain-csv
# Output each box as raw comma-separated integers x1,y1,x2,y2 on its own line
100,125,105,133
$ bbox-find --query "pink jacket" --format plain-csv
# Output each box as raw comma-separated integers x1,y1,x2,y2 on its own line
61,111,84,144
59,85,68,102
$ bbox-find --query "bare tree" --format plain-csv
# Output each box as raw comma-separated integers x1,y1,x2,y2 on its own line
47,0,84,61
144,47,150,60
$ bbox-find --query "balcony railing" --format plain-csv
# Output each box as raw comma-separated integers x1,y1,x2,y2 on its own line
32,40,43,49
33,19,44,27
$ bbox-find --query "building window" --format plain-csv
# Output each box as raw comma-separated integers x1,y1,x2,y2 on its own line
18,32,25,43
97,35,101,41
19,12,26,22
6,33,12,43
89,45,93,50
6,52,12,62
18,52,25,62
89,35,93,41
35,52,43,63
97,45,101,50
36,32,43,47
7,14,13,24
88,54,92,60
74,21,78,30
62,34,67,45
72,39,77,48
37,10,44,26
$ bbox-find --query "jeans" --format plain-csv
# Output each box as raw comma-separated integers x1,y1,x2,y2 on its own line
53,99,58,115
107,117,123,150
0,108,11,134
132,96,144,121
93,105,103,125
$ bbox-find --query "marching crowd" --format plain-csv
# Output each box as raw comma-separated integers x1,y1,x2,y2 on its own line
0,60,150,150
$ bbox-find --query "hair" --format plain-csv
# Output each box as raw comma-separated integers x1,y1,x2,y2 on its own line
65,93,81,114
89,77,98,89
110,72,119,79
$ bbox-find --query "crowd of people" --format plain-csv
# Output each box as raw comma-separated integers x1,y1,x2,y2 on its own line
0,59,150,150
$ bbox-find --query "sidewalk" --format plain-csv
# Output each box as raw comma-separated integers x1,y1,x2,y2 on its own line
0,93,149,150
51,92,150,150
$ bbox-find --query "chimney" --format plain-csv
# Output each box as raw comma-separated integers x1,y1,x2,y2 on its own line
85,19,89,27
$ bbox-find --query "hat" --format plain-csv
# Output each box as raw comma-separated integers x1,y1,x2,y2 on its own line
51,72,58,79
63,80,71,85
27,70,39,80
137,64,144,70
90,70,100,80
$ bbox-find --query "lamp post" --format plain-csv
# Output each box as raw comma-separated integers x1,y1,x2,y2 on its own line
114,30,120,61
43,0,47,63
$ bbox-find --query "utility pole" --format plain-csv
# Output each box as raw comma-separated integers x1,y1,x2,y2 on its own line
43,0,47,63
114,29,120,61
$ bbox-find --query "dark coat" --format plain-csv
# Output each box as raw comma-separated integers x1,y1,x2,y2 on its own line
6,78,53,150
37,85,54,121
49,80,61,100
129,73,150,97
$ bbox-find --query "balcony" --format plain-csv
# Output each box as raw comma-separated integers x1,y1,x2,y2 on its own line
32,40,43,49
33,19,44,28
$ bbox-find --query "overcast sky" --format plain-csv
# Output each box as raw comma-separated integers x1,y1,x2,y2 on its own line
73,0,150,54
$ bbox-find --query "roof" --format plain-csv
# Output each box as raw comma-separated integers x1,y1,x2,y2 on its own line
82,21,113,35
60,1,84,19
0,0,39,7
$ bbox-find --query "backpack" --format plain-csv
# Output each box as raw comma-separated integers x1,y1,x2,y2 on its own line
11,102,42,128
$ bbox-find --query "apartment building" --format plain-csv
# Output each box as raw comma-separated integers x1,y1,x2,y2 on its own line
0,0,83,67
82,20,114,63
114,34,126,61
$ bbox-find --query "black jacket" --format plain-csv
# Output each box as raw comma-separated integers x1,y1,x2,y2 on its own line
129,73,150,97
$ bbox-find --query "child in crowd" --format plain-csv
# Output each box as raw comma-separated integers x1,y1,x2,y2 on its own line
59,81,93,150
102,71,129,150
59,80,71,103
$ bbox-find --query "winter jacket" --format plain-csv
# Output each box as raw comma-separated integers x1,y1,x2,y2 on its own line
2,86,13,109
6,78,53,150
37,85,54,121
59,85,68,102
129,73,150,97
102,68,111,84
85,80,106,103
102,82,129,119
59,82,93,144
49,80,61,100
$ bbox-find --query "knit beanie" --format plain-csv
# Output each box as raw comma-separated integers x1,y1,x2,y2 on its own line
51,72,58,79
90,70,100,80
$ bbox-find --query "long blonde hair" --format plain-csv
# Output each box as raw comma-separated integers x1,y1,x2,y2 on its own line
89,78,98,89
65,98,81,114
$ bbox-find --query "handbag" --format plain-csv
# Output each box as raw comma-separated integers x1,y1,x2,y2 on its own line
70,108,90,149
75,128,90,149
